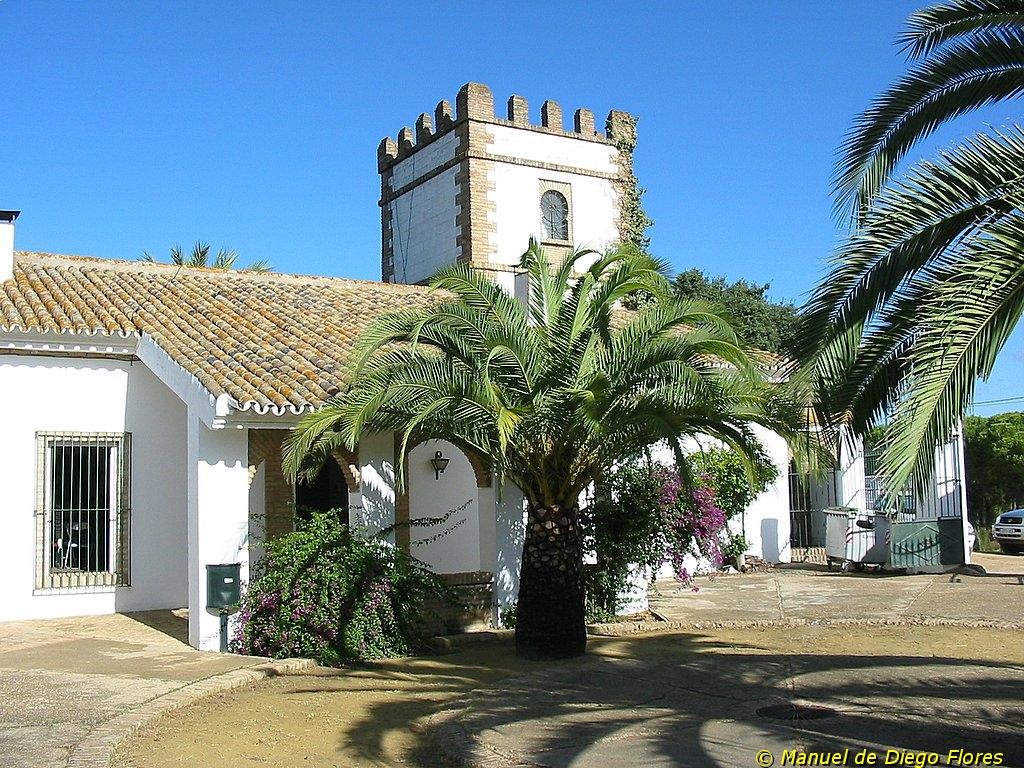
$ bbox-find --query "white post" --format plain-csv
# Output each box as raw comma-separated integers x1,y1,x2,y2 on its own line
954,424,971,564
187,415,251,651
477,484,497,573
493,482,526,622
354,431,397,540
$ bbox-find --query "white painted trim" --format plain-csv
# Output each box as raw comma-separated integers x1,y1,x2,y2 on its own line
132,335,224,428
0,328,315,430
0,328,137,356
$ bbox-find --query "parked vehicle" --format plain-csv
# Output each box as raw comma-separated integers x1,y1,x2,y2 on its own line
992,510,1024,554
966,521,976,552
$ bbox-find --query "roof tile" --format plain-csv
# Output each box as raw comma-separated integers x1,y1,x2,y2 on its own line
1,252,437,413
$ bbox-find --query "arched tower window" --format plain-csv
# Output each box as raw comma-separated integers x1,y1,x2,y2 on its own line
540,190,569,241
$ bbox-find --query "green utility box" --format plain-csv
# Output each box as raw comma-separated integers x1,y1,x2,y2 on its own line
888,519,965,569
206,563,241,613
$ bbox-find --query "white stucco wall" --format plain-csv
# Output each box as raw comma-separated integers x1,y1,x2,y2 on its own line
486,124,618,173
738,425,791,563
407,440,481,573
494,481,526,619
0,355,188,622
837,431,867,511
485,124,620,271
386,131,460,284
647,427,792,571
186,419,250,650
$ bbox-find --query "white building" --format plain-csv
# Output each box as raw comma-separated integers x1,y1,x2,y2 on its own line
7,82,955,651
0,234,532,650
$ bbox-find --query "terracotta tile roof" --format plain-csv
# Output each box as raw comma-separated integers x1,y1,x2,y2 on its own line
0,252,437,413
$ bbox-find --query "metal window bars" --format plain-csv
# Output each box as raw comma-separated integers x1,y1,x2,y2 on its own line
34,432,131,590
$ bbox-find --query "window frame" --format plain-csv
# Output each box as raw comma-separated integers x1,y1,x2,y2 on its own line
538,180,573,246
34,432,132,591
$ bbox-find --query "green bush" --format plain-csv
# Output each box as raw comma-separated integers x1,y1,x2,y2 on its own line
975,527,999,554
720,532,749,563
690,448,778,520
582,462,666,621
232,509,447,663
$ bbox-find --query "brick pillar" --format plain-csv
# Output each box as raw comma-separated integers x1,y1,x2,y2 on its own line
248,430,294,541
507,94,529,124
416,113,433,143
574,108,595,135
457,82,494,121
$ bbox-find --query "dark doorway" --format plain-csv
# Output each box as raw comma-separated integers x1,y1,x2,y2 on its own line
295,456,349,526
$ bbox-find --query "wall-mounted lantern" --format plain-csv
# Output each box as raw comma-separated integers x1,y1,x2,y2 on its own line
429,450,450,480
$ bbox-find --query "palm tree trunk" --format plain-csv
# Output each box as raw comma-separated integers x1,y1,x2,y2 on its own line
515,503,586,659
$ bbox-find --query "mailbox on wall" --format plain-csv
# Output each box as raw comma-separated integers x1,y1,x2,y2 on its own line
206,563,241,613
206,563,241,653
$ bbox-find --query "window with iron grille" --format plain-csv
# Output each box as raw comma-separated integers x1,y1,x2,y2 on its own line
35,433,131,590
539,181,572,245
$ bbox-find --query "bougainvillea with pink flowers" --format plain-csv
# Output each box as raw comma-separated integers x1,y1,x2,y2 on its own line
653,466,727,590
231,510,447,663
582,450,775,619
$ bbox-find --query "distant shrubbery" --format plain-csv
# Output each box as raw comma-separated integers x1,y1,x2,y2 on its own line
232,510,447,663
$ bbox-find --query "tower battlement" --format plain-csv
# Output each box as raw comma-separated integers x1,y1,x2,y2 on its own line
378,82,633,172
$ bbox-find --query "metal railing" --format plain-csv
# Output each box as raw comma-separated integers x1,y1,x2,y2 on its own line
35,432,131,590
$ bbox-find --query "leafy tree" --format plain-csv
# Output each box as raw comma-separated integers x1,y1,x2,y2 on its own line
142,241,271,272
792,0,1024,490
964,412,1024,526
690,446,778,519
671,269,798,354
284,241,798,659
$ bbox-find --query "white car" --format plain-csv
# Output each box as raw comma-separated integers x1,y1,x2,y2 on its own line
992,510,1024,554
966,521,976,552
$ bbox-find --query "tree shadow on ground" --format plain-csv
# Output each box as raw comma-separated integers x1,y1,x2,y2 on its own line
286,631,1024,768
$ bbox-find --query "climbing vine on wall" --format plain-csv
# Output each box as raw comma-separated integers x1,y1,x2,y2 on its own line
606,111,653,252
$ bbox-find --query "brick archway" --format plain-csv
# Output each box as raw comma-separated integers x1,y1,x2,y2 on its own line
392,437,492,553
464,449,493,489
331,446,361,492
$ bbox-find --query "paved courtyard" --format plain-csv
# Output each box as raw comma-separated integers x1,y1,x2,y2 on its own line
0,611,302,768
648,552,1024,626
425,558,1024,767
116,558,1024,768
428,626,1024,768
3,558,1022,768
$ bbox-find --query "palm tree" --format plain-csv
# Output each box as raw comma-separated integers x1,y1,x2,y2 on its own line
142,241,271,272
794,0,1024,488
284,242,795,659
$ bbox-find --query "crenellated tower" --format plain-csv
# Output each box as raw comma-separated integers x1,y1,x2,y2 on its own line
377,82,641,293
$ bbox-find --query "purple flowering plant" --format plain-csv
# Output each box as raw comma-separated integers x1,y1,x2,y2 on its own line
583,458,735,619
653,466,727,590
231,508,447,663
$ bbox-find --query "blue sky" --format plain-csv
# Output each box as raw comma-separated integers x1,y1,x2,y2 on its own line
2,1,1022,414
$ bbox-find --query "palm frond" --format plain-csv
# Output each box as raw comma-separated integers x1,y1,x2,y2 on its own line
212,248,238,270
900,0,1024,58
799,127,1024,367
289,241,796,508
189,241,211,268
803,127,1024,491
835,26,1024,216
